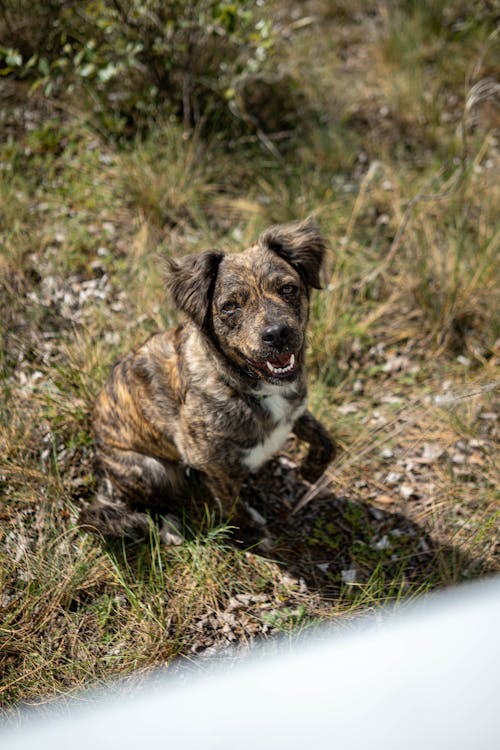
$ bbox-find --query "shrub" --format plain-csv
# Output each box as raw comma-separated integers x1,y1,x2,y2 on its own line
0,0,277,138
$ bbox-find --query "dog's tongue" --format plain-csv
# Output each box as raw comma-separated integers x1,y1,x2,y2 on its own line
267,352,292,368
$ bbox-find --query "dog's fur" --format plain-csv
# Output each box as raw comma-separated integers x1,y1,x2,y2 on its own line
80,218,335,544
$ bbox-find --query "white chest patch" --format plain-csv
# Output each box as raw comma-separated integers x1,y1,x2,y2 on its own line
243,396,307,472
260,392,293,423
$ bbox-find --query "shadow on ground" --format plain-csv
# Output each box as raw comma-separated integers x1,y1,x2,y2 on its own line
237,457,478,598
91,454,483,602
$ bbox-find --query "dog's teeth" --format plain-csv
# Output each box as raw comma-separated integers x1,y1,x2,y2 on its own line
265,353,296,375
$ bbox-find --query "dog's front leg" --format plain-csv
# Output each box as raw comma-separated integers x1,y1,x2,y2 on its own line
293,411,335,484
203,470,242,520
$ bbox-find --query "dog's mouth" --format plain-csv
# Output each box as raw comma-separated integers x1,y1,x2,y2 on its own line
247,352,298,380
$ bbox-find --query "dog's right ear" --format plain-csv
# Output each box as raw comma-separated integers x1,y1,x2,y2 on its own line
164,250,224,328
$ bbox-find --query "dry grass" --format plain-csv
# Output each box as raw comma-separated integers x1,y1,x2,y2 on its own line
1,0,498,713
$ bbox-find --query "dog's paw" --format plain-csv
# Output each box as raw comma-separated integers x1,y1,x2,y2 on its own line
159,515,184,546
244,502,267,526
256,533,276,553
299,463,324,484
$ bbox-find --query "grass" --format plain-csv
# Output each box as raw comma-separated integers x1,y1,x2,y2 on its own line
1,1,499,714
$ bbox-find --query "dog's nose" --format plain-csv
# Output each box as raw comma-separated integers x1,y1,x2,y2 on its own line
261,323,294,348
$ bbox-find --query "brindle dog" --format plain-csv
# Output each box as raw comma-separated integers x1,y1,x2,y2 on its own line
80,218,335,544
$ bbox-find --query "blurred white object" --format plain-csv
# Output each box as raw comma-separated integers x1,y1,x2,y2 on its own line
2,577,500,750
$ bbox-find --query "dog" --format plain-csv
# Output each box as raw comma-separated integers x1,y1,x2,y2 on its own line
80,218,335,544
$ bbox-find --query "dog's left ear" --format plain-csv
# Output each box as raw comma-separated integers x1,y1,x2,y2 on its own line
259,218,327,289
164,250,224,328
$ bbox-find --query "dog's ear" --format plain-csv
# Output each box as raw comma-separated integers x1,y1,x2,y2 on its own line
259,218,327,289
164,250,224,328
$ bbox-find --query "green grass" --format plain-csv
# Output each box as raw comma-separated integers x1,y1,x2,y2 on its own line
1,0,499,713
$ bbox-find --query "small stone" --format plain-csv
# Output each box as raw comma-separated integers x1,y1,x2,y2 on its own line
469,439,485,449
353,379,364,395
374,535,391,551
103,221,116,235
341,568,357,584
338,403,359,415
420,443,444,463
381,395,404,405
382,355,409,373
399,484,415,500
386,472,402,486
104,331,120,345
418,538,431,553
434,393,455,406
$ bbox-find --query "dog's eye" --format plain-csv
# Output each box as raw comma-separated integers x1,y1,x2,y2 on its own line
280,283,298,296
221,300,240,314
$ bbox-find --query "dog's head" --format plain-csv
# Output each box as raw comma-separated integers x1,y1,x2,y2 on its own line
164,218,326,385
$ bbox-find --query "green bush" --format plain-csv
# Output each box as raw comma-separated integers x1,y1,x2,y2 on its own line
0,0,276,137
